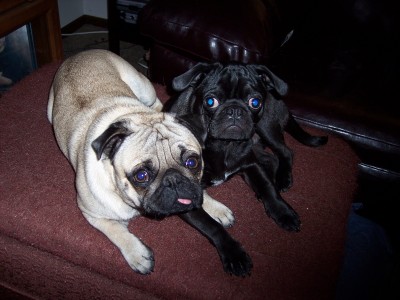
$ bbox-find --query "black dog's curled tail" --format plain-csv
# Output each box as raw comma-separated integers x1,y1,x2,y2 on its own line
286,114,328,147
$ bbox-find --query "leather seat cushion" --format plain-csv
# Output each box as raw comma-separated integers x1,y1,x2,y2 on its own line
139,0,278,64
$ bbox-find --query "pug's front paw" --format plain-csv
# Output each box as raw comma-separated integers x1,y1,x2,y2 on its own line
203,196,235,227
276,169,293,192
122,241,155,275
218,239,253,277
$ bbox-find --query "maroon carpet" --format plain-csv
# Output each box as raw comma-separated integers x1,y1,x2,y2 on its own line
0,62,359,299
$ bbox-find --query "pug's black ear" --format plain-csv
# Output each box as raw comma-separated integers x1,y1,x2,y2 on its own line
172,62,221,91
250,65,288,96
91,121,132,160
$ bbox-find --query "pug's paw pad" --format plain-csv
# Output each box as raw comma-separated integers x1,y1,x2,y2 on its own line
219,239,253,277
123,243,155,275
268,206,301,232
276,170,293,192
203,200,235,228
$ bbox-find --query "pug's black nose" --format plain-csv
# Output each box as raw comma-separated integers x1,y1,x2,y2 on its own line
163,174,178,187
162,169,187,188
226,106,243,119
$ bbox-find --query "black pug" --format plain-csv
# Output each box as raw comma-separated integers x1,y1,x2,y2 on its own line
165,62,327,277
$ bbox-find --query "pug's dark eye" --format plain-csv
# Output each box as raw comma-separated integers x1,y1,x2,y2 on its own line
205,97,219,108
248,98,261,109
133,169,149,183
185,156,199,169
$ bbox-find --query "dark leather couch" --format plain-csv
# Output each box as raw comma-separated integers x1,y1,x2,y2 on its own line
139,0,400,239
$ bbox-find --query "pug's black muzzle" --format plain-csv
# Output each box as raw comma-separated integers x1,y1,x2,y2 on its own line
144,169,203,217
208,101,255,141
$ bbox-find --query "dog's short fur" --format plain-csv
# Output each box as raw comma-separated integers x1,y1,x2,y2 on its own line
164,62,328,232
48,50,252,277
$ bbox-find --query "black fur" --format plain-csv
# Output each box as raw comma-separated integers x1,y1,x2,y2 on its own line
166,62,327,277
180,208,253,277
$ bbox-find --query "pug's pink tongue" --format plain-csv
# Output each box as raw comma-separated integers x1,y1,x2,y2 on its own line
178,198,192,205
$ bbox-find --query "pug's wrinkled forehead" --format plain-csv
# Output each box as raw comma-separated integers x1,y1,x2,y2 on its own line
115,117,202,175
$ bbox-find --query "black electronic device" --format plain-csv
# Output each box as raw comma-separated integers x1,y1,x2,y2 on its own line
108,0,150,54
116,0,149,24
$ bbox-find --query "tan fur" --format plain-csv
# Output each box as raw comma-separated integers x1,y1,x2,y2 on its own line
48,49,205,274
